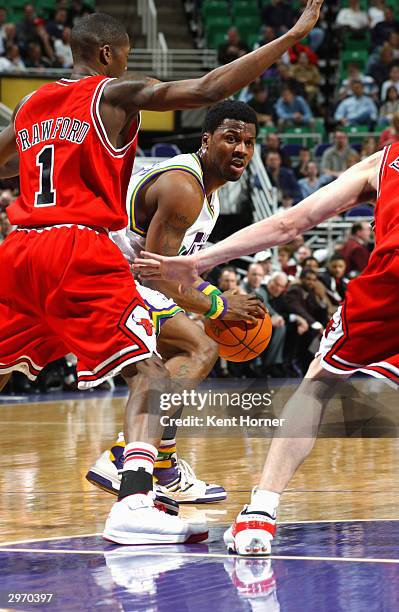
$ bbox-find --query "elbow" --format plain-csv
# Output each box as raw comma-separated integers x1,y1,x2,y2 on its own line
197,75,227,105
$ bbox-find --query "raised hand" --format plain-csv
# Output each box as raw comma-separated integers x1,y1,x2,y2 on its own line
291,0,324,40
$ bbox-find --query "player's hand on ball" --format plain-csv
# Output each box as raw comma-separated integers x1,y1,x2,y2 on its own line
221,289,266,323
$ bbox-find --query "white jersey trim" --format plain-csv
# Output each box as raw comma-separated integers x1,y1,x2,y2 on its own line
90,78,141,159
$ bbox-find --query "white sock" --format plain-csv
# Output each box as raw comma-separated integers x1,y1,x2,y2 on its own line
250,489,280,516
122,441,157,475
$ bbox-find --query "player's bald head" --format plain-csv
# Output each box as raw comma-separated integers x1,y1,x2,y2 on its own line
70,13,129,62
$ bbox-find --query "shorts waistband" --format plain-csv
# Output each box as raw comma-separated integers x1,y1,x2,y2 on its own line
16,224,109,235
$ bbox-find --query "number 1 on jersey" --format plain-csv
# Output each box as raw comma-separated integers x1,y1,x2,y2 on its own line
35,144,56,207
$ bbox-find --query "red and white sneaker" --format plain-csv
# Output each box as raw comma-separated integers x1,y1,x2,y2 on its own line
224,505,276,556
103,491,208,546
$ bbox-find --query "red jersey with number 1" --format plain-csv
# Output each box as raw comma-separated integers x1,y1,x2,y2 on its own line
8,75,139,231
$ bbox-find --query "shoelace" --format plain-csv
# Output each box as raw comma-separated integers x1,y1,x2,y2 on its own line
176,458,196,489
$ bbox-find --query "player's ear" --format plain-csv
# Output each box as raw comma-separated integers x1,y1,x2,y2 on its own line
201,132,210,150
99,44,112,66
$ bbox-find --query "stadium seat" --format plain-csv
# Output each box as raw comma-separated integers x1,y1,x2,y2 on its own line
342,125,369,142
150,143,182,158
314,143,331,158
202,3,229,20
345,205,374,218
282,143,303,157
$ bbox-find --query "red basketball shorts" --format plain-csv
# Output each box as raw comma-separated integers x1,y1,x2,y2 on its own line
0,225,157,389
319,250,399,384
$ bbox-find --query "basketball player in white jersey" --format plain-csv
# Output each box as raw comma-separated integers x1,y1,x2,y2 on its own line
86,100,265,506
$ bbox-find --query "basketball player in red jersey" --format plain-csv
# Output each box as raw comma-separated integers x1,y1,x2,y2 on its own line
134,146,397,553
0,4,324,545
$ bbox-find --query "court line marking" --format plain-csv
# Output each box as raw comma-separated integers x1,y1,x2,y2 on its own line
1,547,399,565
2,518,399,547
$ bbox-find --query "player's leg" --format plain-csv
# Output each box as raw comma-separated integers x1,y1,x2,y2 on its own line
153,312,226,502
103,353,208,545
225,356,347,555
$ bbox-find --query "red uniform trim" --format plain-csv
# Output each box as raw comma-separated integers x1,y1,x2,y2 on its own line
232,520,276,538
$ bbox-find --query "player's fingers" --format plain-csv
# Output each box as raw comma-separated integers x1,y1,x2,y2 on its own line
139,250,165,262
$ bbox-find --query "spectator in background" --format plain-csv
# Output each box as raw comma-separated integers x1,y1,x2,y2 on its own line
288,41,318,67
262,132,291,167
217,27,248,65
336,0,369,34
368,44,395,87
254,250,275,283
217,266,241,292
242,265,287,378
388,31,399,60
261,0,295,35
369,0,386,29
294,147,312,179
321,130,357,180
340,222,372,275
283,268,329,371
0,43,26,72
3,23,18,48
268,61,306,102
339,62,378,101
298,161,325,198
319,254,349,306
372,7,399,48
379,110,399,146
25,41,53,68
68,0,93,27
275,86,313,128
54,26,72,68
0,7,7,55
301,255,319,272
46,7,68,42
16,4,37,53
381,64,399,101
265,151,302,205
334,81,378,128
253,25,276,50
247,84,275,127
379,85,399,125
360,137,378,159
347,150,361,167
289,51,321,104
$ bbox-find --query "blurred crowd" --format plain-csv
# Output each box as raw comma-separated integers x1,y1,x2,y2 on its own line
0,1,93,72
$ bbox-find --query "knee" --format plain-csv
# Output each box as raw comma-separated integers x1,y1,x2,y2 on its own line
124,354,170,387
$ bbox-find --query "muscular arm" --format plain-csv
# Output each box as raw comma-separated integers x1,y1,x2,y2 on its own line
0,125,17,168
133,152,381,283
144,172,213,313
104,1,323,113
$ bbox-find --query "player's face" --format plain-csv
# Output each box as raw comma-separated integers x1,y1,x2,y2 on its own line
207,119,256,182
108,38,130,77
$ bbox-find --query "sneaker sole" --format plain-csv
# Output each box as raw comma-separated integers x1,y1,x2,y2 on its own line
87,469,226,504
86,471,179,517
102,530,209,546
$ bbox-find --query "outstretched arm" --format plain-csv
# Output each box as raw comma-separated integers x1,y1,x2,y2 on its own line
104,0,323,112
133,151,381,283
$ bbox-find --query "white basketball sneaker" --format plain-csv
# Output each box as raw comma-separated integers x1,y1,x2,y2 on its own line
224,503,276,556
103,491,208,545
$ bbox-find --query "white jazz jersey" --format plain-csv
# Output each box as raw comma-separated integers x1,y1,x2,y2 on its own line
111,153,220,263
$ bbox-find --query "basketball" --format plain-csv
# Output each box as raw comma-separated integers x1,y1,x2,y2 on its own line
204,314,273,362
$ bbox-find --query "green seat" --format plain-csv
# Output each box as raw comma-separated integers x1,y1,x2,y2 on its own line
7,0,27,9
342,125,369,142
207,30,229,49
341,49,368,68
202,3,229,20
283,127,314,147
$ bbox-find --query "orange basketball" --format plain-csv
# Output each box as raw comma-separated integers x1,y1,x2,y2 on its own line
204,314,273,362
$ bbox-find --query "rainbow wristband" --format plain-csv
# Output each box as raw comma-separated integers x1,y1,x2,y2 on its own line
204,294,228,319
197,281,221,297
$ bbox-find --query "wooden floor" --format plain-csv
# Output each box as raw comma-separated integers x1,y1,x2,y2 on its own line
1,392,399,544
